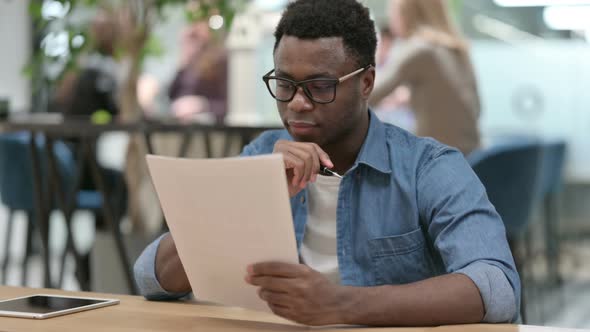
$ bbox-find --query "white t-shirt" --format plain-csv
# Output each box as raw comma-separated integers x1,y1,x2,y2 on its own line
299,175,341,284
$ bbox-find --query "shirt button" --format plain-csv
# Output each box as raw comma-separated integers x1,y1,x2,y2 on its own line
300,196,306,204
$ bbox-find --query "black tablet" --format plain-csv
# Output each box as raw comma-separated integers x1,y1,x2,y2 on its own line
0,294,119,319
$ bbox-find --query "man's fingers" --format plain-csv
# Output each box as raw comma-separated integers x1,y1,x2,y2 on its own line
249,262,308,278
312,144,333,169
282,152,304,186
301,144,320,184
274,141,333,188
267,302,294,321
258,288,293,307
284,169,301,197
301,148,313,188
247,275,292,292
284,146,315,187
294,142,324,177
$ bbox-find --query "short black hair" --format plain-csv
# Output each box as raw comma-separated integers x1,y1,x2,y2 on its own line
273,0,377,68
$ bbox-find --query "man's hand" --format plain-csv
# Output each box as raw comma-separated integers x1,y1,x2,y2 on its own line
245,262,352,326
273,141,334,197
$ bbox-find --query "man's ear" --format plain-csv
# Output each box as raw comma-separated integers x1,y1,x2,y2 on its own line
361,66,376,99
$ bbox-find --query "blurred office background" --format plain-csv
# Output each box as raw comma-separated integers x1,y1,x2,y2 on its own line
1,0,590,328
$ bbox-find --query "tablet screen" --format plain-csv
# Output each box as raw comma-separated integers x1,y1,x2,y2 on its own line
0,295,112,315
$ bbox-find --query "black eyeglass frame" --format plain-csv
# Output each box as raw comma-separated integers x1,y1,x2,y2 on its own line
262,65,372,104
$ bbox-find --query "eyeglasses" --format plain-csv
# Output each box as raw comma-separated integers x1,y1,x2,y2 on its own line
262,66,371,104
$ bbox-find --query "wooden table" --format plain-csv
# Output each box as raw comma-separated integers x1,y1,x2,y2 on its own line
0,287,584,332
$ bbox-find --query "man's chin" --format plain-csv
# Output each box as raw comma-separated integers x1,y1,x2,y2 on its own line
289,131,322,145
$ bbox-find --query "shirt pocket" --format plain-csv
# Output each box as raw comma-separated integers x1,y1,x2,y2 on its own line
369,228,435,285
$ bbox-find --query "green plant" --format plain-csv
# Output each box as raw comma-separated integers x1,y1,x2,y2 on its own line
27,0,245,118
448,0,464,26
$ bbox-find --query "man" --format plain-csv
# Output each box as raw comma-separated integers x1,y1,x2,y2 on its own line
134,0,519,326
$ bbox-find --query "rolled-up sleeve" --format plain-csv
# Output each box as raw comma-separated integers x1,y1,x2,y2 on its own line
133,233,190,300
417,146,520,323
456,262,517,322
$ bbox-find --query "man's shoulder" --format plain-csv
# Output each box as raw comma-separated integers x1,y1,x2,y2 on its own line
242,129,291,156
381,123,459,166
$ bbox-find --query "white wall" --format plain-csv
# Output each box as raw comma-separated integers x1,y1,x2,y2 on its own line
0,0,30,111
473,40,590,182
143,6,184,84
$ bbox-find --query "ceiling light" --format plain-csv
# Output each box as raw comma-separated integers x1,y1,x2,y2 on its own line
494,0,590,7
543,6,590,30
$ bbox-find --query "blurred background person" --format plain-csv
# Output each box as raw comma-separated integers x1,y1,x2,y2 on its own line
369,0,481,155
52,7,120,119
373,24,415,133
50,7,125,200
376,25,394,67
168,21,228,124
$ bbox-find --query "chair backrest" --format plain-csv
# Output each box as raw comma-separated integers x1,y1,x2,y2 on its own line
0,133,36,210
538,140,567,197
468,140,544,238
0,132,75,211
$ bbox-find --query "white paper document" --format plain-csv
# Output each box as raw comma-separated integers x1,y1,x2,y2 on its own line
146,154,299,312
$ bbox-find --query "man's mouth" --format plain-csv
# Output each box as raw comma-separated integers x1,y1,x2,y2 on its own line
287,120,318,136
288,120,317,127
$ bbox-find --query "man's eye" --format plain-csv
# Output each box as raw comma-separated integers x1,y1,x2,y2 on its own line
308,82,333,90
276,81,293,88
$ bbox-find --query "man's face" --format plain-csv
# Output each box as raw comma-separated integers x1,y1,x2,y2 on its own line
273,36,374,147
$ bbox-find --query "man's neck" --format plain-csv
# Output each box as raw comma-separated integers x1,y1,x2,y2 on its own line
322,110,370,175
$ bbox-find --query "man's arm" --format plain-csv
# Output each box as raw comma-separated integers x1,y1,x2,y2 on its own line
247,262,483,326
154,233,191,293
416,146,520,323
133,233,191,300
342,274,483,326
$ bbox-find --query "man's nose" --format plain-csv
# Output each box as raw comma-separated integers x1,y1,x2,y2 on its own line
287,87,313,113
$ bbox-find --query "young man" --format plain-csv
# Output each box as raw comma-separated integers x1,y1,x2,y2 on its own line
134,0,519,326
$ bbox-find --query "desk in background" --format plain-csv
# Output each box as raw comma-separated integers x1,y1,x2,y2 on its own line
0,286,583,332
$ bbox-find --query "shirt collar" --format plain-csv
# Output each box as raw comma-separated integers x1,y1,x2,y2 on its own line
353,109,392,174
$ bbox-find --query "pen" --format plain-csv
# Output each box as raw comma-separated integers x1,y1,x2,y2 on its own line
320,165,343,179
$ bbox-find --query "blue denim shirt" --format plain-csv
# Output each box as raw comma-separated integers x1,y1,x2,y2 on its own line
134,111,520,323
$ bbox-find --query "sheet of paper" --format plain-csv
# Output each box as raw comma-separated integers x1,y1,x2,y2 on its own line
146,154,298,313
